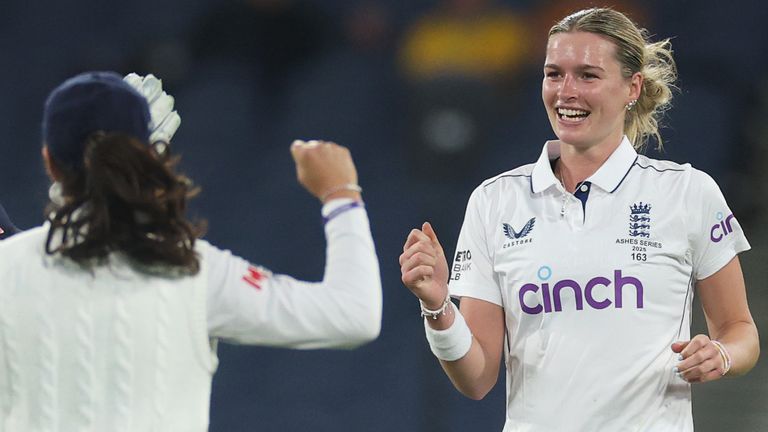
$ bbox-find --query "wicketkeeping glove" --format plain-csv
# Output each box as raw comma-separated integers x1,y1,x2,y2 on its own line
123,73,181,151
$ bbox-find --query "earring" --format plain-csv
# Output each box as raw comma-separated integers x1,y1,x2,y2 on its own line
625,99,637,111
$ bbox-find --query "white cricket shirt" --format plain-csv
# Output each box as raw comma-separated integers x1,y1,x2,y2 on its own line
0,199,381,431
449,137,750,432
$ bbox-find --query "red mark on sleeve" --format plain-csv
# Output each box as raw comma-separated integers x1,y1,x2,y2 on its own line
242,266,267,290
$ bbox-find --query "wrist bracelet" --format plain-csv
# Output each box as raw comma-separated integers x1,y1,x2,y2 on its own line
321,183,362,202
424,304,473,361
420,294,451,320
322,201,364,225
711,340,732,376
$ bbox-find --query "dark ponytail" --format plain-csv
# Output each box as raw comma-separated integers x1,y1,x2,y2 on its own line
45,132,205,274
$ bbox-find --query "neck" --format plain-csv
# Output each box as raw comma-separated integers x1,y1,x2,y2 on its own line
555,136,623,193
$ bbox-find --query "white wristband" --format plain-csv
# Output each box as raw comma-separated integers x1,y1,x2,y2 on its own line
423,304,473,361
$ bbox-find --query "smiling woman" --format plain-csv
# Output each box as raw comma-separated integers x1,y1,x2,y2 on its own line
542,31,641,158
399,7,758,432
546,8,676,155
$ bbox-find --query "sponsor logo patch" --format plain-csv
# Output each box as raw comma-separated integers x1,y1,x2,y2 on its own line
519,265,644,315
503,217,535,239
242,266,269,290
710,211,736,243
501,217,536,249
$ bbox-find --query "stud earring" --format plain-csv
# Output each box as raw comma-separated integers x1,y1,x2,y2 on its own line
625,99,637,111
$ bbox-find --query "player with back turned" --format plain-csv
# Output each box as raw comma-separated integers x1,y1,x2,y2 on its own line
0,71,382,430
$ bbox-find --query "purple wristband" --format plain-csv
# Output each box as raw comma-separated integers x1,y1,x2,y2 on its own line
322,201,364,225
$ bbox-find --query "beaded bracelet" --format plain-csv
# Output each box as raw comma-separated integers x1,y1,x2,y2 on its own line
420,294,452,320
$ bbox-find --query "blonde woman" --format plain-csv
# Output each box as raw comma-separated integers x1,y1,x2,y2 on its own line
400,8,758,431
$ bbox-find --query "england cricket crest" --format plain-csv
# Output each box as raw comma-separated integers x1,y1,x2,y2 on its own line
629,202,651,238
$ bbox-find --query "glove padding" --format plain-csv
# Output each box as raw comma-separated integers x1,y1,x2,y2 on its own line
123,73,181,149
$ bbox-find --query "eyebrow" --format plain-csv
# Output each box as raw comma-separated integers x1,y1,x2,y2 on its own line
543,64,606,72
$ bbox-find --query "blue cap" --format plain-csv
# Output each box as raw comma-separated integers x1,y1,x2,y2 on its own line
42,71,151,170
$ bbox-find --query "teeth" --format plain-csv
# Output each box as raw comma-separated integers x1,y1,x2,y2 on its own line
557,108,589,117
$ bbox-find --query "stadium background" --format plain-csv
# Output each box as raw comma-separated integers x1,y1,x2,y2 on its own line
1,0,766,430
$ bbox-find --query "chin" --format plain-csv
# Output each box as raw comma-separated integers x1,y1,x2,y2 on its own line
554,129,588,146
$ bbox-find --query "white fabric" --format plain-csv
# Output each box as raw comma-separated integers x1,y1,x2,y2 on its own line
423,304,473,361
0,199,380,431
449,137,750,432
205,198,382,349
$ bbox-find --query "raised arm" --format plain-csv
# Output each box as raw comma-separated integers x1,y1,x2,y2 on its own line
206,141,381,349
400,223,505,399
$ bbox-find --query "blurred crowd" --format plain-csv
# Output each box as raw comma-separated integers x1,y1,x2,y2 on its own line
124,0,767,223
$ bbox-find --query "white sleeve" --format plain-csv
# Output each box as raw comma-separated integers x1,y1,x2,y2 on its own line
205,199,382,349
686,169,750,280
448,186,502,305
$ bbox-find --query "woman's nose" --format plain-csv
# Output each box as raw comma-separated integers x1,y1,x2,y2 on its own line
558,74,578,99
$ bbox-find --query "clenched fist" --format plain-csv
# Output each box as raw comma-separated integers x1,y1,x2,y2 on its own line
290,140,360,202
399,222,449,309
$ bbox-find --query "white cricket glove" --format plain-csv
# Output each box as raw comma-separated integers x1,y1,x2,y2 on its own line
123,73,181,152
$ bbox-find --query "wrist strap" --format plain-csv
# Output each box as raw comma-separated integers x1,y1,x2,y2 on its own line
424,304,473,361
420,294,451,319
322,201,363,225
711,340,732,376
321,183,362,202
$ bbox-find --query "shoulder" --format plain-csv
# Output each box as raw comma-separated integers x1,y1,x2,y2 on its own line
479,163,535,192
631,155,697,192
194,238,249,274
634,154,691,175
0,226,49,280
0,225,47,254
634,155,721,188
462,164,534,212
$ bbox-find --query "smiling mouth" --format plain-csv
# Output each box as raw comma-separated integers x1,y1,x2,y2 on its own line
557,108,590,122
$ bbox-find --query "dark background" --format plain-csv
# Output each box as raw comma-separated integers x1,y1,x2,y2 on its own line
1,0,766,430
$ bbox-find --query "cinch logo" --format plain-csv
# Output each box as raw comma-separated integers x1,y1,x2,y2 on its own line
519,266,644,315
710,212,736,243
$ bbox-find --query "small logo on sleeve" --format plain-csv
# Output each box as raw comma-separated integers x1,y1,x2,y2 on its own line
710,212,736,243
629,202,651,238
451,250,472,281
242,266,270,290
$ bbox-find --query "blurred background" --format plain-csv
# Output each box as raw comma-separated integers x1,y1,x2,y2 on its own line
1,0,766,430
